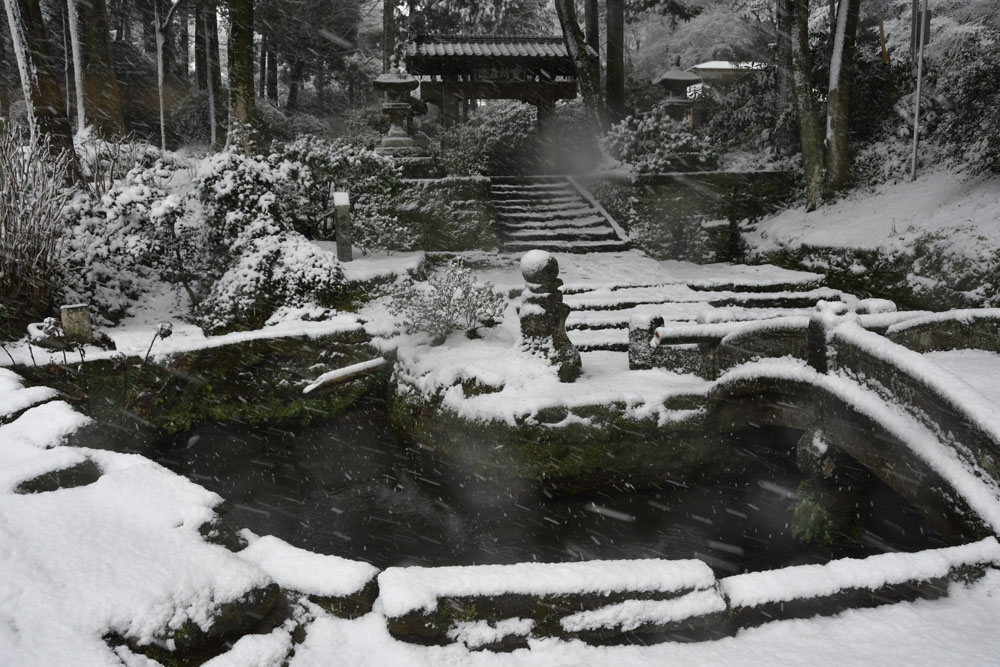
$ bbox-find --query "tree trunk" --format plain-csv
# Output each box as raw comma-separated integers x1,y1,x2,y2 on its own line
0,20,9,120
207,3,224,142
790,0,823,211
285,57,304,111
227,0,257,152
382,0,394,73
824,0,860,192
605,0,624,124
265,38,277,101
176,4,189,80
773,0,796,154
315,56,326,110
258,31,265,96
67,0,124,137
194,0,206,89
585,0,599,52
554,0,606,131
3,0,80,181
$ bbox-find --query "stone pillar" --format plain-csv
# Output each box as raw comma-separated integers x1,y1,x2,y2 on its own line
807,301,853,374
518,250,582,382
60,304,93,344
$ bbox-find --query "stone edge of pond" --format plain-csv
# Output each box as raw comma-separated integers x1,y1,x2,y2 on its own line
15,327,387,441
377,537,1000,648
384,379,731,491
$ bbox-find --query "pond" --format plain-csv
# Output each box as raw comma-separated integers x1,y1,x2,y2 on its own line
90,399,948,574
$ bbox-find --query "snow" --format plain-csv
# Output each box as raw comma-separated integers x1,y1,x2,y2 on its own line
519,249,554,278
302,356,388,394
886,308,1000,335
746,171,1000,258
722,538,1000,607
238,534,379,598
923,349,1000,405
286,570,1000,666
560,589,727,633
447,618,535,648
377,559,716,617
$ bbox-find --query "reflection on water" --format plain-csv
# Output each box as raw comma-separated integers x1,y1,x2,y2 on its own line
117,401,946,572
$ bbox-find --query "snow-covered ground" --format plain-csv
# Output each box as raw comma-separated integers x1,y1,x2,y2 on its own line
6,245,1000,664
745,170,1000,265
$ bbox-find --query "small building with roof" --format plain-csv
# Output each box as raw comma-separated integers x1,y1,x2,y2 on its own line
404,35,578,129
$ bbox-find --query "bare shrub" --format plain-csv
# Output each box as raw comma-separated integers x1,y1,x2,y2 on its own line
0,127,74,335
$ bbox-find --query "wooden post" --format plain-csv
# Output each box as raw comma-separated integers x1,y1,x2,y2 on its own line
333,191,352,262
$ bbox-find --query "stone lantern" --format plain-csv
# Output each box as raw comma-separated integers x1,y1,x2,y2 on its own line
373,57,420,156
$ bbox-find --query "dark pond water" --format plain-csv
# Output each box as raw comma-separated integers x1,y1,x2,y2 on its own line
109,400,947,573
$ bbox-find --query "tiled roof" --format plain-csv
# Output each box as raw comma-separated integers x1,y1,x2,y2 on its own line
407,36,568,60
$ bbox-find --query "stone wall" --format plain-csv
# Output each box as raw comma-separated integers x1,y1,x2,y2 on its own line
581,171,797,262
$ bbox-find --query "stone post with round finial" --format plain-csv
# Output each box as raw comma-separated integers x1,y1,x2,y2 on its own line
518,250,582,382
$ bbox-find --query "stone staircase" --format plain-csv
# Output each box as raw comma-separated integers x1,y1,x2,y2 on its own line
562,279,841,353
491,176,629,253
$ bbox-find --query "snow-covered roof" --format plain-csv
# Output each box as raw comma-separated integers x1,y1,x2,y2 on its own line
689,60,767,71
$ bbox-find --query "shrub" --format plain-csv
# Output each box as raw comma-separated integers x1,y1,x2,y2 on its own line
0,128,74,335
604,112,718,173
397,180,497,251
277,136,414,253
439,101,537,176
192,150,345,331
62,161,185,324
932,32,1000,173
75,130,164,198
388,259,506,341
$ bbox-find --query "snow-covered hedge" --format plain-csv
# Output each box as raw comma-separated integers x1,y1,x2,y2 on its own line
604,113,718,173
278,135,415,253
192,151,345,332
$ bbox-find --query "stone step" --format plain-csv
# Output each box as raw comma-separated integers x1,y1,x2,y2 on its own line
567,327,629,351
500,216,609,231
498,208,601,222
491,187,578,197
504,239,631,254
504,227,620,242
564,286,843,311
495,201,594,214
491,182,573,191
493,195,583,207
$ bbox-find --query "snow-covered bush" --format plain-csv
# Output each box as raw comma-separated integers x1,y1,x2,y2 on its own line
75,130,164,198
388,259,506,341
931,32,1000,174
0,128,75,335
604,113,718,173
62,161,184,324
440,101,537,176
192,150,345,331
698,70,777,152
278,136,414,253
398,180,497,251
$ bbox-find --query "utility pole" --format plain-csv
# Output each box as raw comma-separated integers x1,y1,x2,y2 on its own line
910,0,928,181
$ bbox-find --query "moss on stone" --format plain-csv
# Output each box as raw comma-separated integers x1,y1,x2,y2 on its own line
16,330,384,441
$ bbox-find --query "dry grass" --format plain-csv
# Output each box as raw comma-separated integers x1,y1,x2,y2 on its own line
0,127,74,334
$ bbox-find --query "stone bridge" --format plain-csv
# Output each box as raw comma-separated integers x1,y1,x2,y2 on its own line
630,304,1000,541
